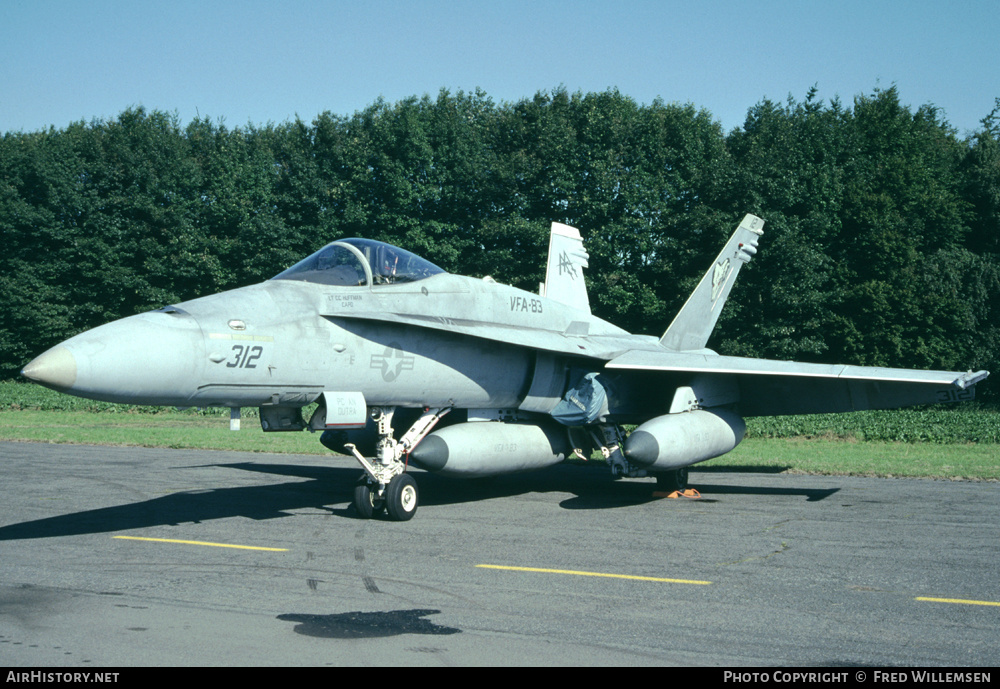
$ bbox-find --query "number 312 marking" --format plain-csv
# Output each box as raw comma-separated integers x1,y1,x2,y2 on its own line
936,388,974,403
227,345,263,369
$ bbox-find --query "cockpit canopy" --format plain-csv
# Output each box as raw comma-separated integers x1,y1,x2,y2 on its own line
272,238,445,287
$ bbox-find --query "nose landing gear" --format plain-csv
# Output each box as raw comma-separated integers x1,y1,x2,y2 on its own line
343,406,447,521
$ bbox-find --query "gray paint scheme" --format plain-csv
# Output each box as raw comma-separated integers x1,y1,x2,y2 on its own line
21,214,989,517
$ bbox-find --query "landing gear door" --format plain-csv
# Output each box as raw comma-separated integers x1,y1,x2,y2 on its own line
309,391,368,430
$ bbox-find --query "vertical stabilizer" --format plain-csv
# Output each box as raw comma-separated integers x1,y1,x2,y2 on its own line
540,222,591,313
660,214,764,351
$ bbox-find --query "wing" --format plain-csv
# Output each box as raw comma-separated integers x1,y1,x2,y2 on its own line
606,349,989,415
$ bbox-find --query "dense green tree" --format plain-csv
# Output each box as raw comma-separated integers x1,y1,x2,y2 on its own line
1,88,996,401
720,86,995,393
484,88,734,333
962,103,1000,255
721,90,850,360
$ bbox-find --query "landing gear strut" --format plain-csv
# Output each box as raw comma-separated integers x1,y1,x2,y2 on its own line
655,467,689,493
590,423,647,479
589,424,691,492
344,406,448,521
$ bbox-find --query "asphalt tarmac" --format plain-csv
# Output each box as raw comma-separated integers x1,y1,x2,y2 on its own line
1,441,997,667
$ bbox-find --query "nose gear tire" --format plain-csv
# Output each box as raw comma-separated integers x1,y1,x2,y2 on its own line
385,473,418,521
353,479,386,519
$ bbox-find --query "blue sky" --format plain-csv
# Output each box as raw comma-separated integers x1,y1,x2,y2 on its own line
3,0,998,137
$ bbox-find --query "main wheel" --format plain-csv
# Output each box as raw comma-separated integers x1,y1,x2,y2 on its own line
656,467,690,492
385,473,418,521
353,479,385,519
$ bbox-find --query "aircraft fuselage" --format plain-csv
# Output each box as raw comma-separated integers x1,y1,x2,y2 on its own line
23,273,630,416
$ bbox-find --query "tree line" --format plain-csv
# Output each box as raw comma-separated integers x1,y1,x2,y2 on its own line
2,86,998,399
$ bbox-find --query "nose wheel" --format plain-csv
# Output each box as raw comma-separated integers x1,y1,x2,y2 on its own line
353,478,386,519
385,473,418,521
352,473,418,521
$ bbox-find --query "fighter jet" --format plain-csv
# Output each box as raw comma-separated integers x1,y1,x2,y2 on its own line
21,215,989,520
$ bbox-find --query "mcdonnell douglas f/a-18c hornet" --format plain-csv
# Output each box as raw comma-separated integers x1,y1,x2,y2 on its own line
22,215,989,520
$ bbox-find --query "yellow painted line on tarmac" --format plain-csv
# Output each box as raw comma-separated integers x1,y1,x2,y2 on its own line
476,564,711,585
916,596,1000,608
113,536,287,552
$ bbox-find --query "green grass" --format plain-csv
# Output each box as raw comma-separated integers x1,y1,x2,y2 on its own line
2,380,997,480
745,406,1000,444
717,438,1000,480
0,409,323,454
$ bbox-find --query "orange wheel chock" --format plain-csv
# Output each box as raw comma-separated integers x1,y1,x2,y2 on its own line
652,488,702,499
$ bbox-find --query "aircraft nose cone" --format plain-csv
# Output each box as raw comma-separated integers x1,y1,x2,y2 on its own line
21,311,206,405
21,346,78,390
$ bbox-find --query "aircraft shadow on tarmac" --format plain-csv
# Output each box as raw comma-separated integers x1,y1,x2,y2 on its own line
0,461,838,541
276,609,461,639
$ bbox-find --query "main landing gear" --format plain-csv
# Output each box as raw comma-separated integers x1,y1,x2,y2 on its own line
655,467,689,493
589,423,689,492
343,406,448,521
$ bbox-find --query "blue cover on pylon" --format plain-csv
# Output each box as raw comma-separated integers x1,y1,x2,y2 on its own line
550,371,608,426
